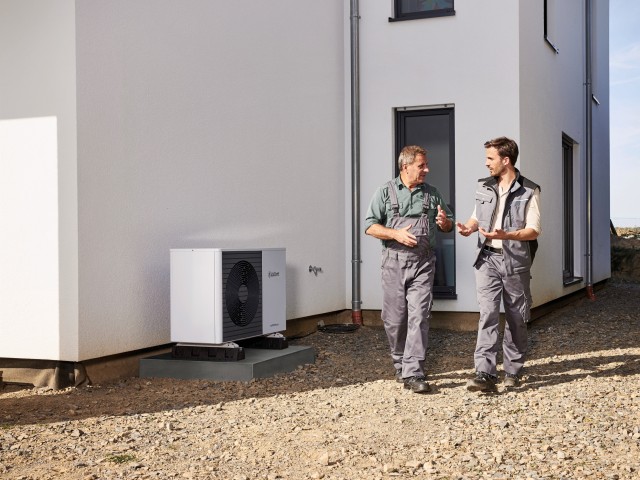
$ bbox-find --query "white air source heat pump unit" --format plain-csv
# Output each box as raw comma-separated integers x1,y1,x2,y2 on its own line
170,248,286,344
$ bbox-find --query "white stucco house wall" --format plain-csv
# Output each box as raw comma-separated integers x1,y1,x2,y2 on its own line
0,0,609,364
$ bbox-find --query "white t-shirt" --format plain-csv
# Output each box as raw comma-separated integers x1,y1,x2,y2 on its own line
470,187,541,249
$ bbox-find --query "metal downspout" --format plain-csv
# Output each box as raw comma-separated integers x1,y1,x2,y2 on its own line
585,0,595,299
350,0,363,324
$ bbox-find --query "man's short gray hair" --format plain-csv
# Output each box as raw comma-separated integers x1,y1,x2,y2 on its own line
398,145,427,171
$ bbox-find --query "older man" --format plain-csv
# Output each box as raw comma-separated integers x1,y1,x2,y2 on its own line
365,145,453,393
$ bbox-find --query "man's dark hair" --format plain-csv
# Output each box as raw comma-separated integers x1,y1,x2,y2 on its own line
484,136,519,166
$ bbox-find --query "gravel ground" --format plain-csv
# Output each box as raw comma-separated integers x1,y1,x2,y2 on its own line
1,280,639,480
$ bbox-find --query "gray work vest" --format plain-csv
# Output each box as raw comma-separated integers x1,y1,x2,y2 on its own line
384,180,432,257
473,170,540,274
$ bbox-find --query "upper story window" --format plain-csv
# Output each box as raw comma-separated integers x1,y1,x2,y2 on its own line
544,0,560,53
390,0,455,22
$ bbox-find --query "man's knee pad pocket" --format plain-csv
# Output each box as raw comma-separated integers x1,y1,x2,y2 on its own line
518,293,532,323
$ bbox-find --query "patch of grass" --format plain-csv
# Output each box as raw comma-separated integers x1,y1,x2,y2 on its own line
107,453,136,464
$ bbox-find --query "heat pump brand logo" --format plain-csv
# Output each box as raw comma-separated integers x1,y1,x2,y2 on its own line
268,271,280,278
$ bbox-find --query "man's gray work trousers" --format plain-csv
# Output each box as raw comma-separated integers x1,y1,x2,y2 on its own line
474,249,531,377
381,249,436,379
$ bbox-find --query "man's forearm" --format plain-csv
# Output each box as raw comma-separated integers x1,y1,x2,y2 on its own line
505,227,539,241
365,223,398,241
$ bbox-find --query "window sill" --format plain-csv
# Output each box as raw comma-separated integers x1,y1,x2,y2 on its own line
563,276,583,287
434,292,457,300
389,9,455,22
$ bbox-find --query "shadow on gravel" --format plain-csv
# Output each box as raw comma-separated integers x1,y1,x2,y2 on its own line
518,354,640,392
1,281,638,427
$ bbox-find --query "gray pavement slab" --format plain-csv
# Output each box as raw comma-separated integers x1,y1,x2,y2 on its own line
139,345,315,382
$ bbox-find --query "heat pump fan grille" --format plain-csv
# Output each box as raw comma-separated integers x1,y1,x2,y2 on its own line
225,260,260,326
222,251,263,340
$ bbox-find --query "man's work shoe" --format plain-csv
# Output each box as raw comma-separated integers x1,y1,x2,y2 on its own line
503,373,520,388
395,369,403,383
466,372,497,392
403,376,431,393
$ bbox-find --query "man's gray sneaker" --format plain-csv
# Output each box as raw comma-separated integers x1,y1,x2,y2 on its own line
395,369,403,383
403,376,431,393
466,372,498,392
503,373,520,388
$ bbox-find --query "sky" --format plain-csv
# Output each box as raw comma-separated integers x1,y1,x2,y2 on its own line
610,0,640,227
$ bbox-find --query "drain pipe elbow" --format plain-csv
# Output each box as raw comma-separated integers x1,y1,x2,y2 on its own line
351,309,363,326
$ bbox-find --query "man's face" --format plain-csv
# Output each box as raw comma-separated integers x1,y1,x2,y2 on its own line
485,147,508,177
403,154,429,188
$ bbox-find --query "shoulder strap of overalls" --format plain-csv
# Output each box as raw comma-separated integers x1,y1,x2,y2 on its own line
386,181,400,217
421,183,431,215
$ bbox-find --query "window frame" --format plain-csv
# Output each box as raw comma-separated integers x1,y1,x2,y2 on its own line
395,107,457,299
544,0,560,54
562,133,582,286
389,0,455,22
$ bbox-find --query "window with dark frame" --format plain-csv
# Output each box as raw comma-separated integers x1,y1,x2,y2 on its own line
544,0,560,53
395,108,456,298
562,134,581,285
390,0,455,22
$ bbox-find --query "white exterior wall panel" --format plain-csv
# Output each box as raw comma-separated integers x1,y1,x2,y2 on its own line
359,0,610,314
75,0,346,360
519,0,587,305
358,0,521,313
590,0,611,283
0,1,78,361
